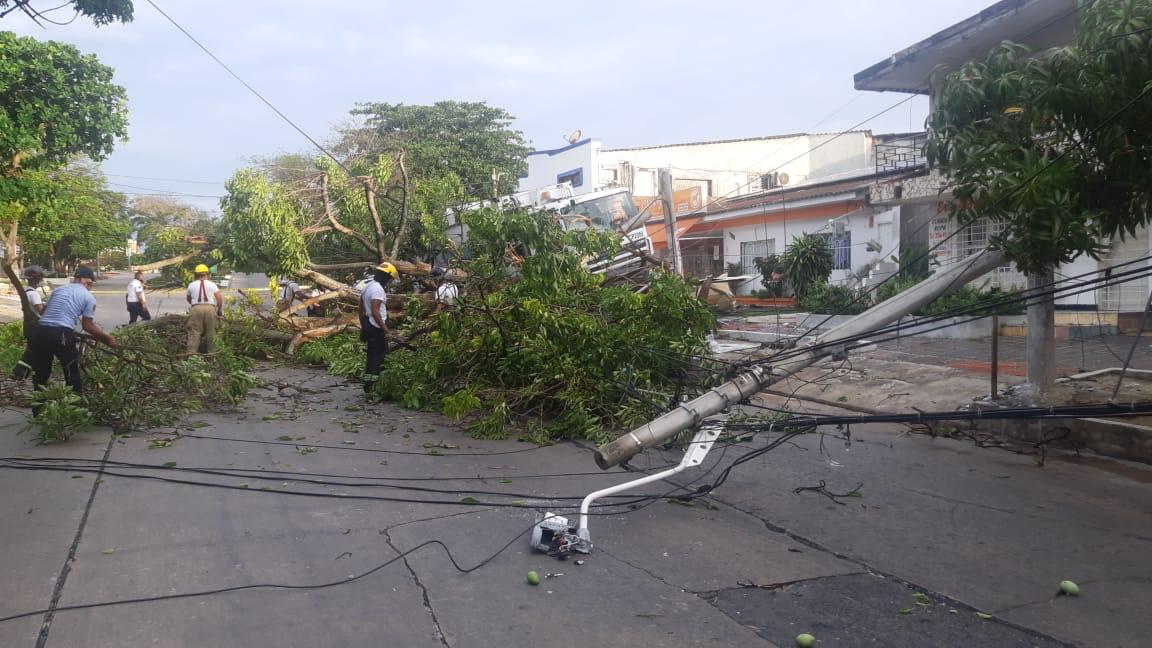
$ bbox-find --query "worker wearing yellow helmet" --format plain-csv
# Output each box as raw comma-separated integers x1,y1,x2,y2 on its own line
185,263,223,354
360,261,398,396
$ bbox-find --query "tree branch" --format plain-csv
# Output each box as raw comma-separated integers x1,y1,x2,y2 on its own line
389,150,410,259
2,222,32,318
131,249,211,272
319,172,377,257
360,176,389,261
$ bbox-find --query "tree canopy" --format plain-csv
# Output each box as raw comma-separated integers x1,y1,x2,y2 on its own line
7,163,131,271
0,31,129,178
926,0,1152,275
347,101,530,199
0,0,133,26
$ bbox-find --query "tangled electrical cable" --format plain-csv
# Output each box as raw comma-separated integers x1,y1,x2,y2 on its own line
0,426,754,626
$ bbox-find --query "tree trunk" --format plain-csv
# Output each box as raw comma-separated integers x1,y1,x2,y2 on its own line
132,250,209,272
1026,271,1056,397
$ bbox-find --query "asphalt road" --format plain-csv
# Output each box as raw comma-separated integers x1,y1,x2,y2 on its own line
2,362,1149,647
87,271,271,325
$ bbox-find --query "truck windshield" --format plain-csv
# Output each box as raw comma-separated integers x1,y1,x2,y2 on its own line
560,193,640,232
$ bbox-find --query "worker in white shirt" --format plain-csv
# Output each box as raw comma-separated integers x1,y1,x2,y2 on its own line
430,267,459,313
185,264,223,354
125,270,151,323
11,265,47,380
359,262,398,396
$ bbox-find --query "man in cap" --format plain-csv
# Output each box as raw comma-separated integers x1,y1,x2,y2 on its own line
125,270,151,323
186,264,223,354
26,266,117,397
11,265,48,380
360,262,398,396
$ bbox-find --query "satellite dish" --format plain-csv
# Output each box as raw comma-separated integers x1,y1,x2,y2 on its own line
566,129,582,144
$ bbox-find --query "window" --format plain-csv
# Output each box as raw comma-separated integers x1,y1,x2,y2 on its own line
740,239,774,275
563,192,640,232
557,168,583,188
820,232,852,270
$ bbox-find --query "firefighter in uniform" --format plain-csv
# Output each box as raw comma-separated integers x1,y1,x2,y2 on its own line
360,262,398,396
185,264,223,354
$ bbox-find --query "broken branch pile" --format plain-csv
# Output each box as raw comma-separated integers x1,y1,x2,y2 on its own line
295,209,716,443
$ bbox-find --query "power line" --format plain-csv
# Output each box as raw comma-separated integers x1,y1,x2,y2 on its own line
106,173,226,185
144,0,356,180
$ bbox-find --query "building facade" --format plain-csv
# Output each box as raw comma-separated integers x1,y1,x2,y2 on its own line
854,0,1148,317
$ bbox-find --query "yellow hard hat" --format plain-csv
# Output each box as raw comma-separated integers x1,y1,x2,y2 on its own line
374,262,399,280
194,264,210,274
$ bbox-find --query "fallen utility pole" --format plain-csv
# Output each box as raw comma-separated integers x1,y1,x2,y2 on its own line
594,248,1006,469
531,249,1008,556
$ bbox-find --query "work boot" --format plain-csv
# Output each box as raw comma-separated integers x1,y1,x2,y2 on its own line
11,361,32,381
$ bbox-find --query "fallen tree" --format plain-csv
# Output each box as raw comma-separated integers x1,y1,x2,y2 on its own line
294,208,714,443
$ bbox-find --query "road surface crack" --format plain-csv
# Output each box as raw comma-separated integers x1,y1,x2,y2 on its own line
382,529,450,648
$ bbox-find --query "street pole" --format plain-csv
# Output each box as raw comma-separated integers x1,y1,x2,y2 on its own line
659,168,682,274
1026,271,1056,395
990,313,999,400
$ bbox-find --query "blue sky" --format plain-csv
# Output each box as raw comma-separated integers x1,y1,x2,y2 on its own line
6,0,993,212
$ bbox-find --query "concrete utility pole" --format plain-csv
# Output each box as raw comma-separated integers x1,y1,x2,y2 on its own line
659,168,682,274
595,248,1008,469
1027,271,1056,395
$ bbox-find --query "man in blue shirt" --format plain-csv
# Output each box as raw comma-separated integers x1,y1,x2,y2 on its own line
28,266,117,399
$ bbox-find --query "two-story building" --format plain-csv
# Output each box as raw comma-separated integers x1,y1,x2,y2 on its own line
520,132,908,294
854,0,1148,326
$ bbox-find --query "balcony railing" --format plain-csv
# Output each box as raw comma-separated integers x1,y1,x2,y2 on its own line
875,133,928,174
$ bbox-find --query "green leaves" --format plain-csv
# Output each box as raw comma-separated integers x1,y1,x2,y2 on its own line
781,233,833,301
220,169,311,275
0,32,128,172
927,0,1152,275
349,101,531,199
22,383,92,444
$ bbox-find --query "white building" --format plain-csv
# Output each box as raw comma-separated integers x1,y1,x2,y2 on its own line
855,0,1149,329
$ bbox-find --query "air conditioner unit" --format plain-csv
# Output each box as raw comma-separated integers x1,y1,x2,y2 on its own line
760,172,791,190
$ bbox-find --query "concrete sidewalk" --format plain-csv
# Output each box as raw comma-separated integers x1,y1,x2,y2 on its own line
1,365,1149,647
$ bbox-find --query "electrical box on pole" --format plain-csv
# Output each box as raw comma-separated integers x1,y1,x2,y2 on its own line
659,168,682,274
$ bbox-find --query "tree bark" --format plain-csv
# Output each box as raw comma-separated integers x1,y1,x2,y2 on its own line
2,222,32,318
132,250,210,272
361,177,389,261
389,150,410,259
286,324,352,355
280,289,352,317
307,261,377,271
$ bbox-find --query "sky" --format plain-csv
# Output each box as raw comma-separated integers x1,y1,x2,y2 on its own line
6,0,996,213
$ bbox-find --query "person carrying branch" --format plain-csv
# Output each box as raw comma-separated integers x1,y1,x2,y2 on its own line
125,270,151,323
26,266,117,400
185,264,223,354
11,265,48,380
276,278,303,312
360,262,397,397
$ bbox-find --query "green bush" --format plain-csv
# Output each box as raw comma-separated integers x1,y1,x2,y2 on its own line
799,283,870,315
782,234,833,300
915,285,1024,317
